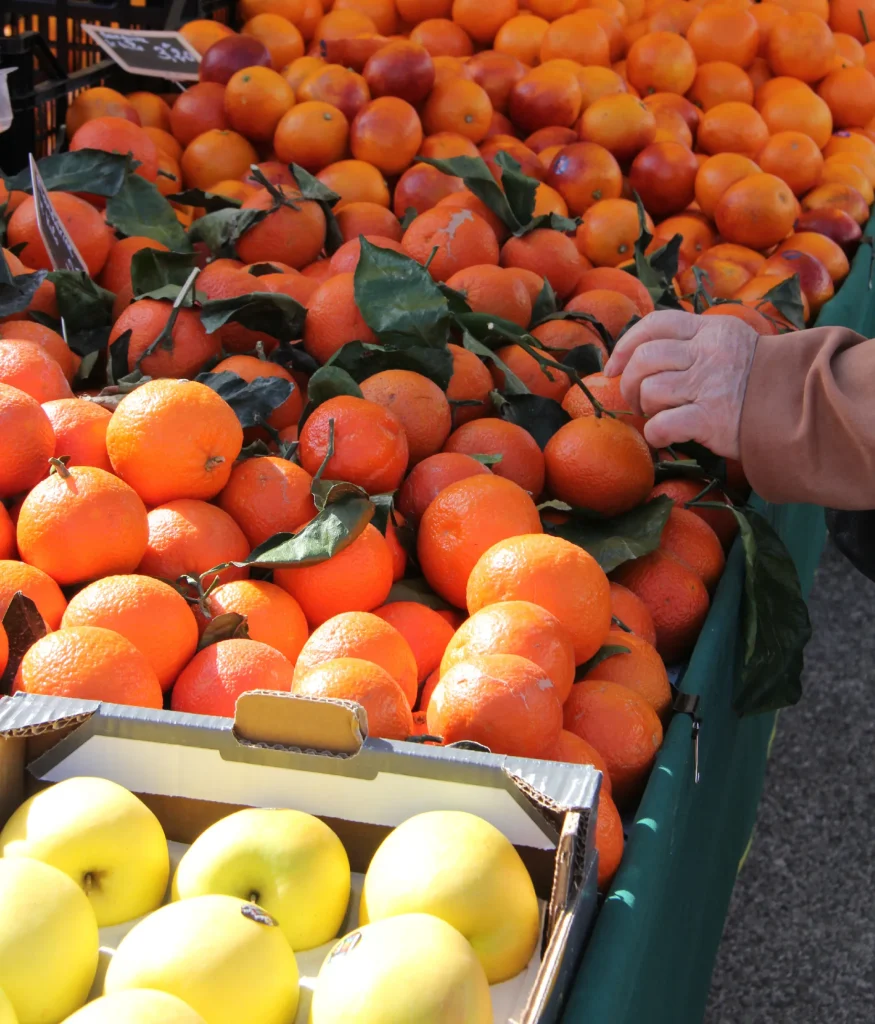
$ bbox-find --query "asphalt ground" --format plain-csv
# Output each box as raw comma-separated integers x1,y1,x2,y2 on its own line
704,540,875,1024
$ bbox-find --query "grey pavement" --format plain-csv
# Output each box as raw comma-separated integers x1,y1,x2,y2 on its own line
705,540,875,1024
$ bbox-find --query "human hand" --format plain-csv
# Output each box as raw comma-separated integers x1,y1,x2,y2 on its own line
603,310,759,459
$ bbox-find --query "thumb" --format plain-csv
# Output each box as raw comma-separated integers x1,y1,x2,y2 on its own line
605,310,701,377
643,404,711,450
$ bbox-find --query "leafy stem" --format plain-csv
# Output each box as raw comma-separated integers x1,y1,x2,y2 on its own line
136,266,200,369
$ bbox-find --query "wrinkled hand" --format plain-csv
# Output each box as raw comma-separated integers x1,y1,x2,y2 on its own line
603,310,759,459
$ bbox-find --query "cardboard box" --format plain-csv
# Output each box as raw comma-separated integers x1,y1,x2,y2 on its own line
0,689,601,1024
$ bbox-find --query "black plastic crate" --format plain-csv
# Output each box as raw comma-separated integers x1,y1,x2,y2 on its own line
1,1,235,174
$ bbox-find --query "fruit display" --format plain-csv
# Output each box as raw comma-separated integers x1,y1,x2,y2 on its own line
0,0,866,1001
0,777,545,1024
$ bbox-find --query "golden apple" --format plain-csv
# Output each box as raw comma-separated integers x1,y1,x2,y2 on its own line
62,990,206,1023
0,987,17,1024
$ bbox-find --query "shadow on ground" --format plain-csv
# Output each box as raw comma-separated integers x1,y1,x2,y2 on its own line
705,540,875,1024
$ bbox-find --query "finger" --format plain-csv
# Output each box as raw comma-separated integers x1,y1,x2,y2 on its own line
617,340,697,415
638,370,696,418
643,404,711,450
604,310,700,376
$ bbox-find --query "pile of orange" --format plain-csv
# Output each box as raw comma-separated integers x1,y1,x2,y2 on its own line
1,0,872,895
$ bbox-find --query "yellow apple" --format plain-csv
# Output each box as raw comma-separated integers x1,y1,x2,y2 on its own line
103,895,299,1024
310,914,492,1024
0,858,98,1024
62,990,206,1023
0,777,169,927
171,808,350,951
0,987,18,1024
360,810,540,983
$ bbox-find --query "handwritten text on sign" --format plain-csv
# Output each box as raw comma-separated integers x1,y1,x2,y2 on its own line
82,25,201,81
28,155,88,273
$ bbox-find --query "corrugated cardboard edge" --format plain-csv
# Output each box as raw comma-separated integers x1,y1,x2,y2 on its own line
232,691,367,756
0,693,99,736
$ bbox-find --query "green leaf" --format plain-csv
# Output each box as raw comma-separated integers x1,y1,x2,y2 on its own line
530,278,558,324
469,452,503,466
246,262,287,277
730,507,811,715
492,391,570,450
310,479,369,512
196,371,293,429
668,442,727,483
653,459,711,483
197,612,250,651
460,330,529,395
419,155,519,230
245,495,375,568
757,275,806,331
438,282,472,316
385,576,453,611
307,365,363,405
270,341,320,376
561,344,605,376
628,193,683,310
328,340,453,389
544,496,674,573
400,206,418,230
3,150,133,197
0,592,48,696
106,175,191,251
46,270,115,356
577,643,632,679
531,309,613,349
527,212,580,234
288,163,344,254
493,151,538,230
0,250,47,318
108,329,132,385
188,208,268,258
199,292,307,346
353,238,452,348
130,249,199,302
165,188,242,212
368,492,395,534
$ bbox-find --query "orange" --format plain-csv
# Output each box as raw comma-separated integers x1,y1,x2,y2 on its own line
168,82,228,147
409,18,475,57
298,63,372,123
755,131,823,196
643,91,702,135
688,61,755,110
465,52,527,114
527,126,579,154
107,379,242,506
419,132,480,160
364,42,436,106
500,227,586,300
298,395,409,494
479,136,544,185
293,608,417,706
126,91,172,131
16,626,162,709
236,185,327,269
61,574,198,691
564,289,641,341
224,66,295,142
830,0,875,41
397,452,491,523
686,4,759,68
0,505,13,560
0,560,67,629
544,415,654,517
495,14,550,66
0,321,78,384
759,84,833,149
315,7,379,41
179,18,235,56
170,638,294,716
563,678,662,804
594,791,624,889
417,474,542,608
560,372,647,435
395,163,465,218
218,456,315,548
138,499,249,588
336,201,403,242
98,236,170,298
694,152,761,218
203,579,309,665
582,626,670,718
628,141,699,218
714,172,798,249
572,268,654,316
539,14,611,68
697,102,769,157
110,299,220,380
180,128,257,190
242,13,305,70
818,66,875,128
427,652,563,757
578,94,656,161
373,601,455,684
441,599,576,703
7,192,112,276
508,65,584,134
421,79,493,143
211,355,303,432
768,12,837,82
659,506,726,592
777,232,850,282
360,369,452,465
609,582,657,646
548,731,614,795
446,342,494,426
328,235,406,274
530,320,609,362
466,533,611,664
801,181,871,224
302,272,379,363
614,549,710,662
678,255,753,299
451,0,518,45
574,197,649,268
295,657,415,738
545,141,623,217
700,242,766,278
42,399,111,473
16,464,146,586
491,344,570,402
65,86,140,137
444,264,532,326
239,0,306,20
626,32,697,95
443,418,545,496
274,101,349,172
528,0,577,15
350,97,424,175
274,523,393,626
385,513,408,582
70,116,159,182
402,206,499,282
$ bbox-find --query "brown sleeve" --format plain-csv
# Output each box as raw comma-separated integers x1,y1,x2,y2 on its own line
739,327,875,510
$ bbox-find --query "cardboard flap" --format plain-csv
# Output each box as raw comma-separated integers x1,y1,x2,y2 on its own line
0,693,99,737
233,691,366,756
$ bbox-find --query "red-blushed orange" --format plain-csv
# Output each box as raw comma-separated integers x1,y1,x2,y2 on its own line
203,579,309,665
581,627,671,718
373,601,455,683
595,791,624,890
609,582,657,646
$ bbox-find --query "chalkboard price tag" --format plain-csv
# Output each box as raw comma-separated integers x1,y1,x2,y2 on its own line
28,155,88,273
82,25,201,81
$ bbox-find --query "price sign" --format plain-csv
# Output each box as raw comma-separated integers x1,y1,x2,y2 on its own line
82,25,201,81
28,155,88,273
